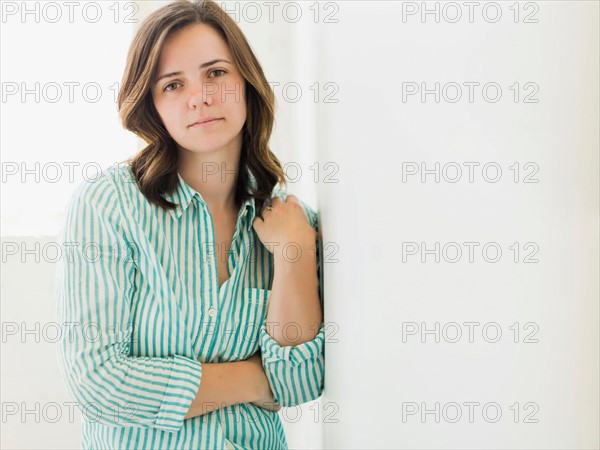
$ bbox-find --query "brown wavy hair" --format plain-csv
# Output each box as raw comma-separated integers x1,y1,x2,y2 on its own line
117,0,286,211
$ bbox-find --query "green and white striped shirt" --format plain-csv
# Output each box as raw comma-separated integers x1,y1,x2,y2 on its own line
55,163,325,449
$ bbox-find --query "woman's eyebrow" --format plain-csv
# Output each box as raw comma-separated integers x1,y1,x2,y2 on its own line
154,59,232,84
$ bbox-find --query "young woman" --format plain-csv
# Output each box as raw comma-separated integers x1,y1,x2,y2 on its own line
56,1,325,448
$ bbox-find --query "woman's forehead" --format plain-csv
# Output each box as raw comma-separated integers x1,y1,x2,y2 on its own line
161,24,230,60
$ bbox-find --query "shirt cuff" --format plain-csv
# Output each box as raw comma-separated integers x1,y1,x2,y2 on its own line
154,355,203,432
259,323,326,366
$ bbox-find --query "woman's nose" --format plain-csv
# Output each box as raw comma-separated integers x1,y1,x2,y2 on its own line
188,81,217,108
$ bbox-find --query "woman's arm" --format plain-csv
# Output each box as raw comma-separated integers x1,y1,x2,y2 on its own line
253,193,324,345
258,245,326,408
57,176,202,432
253,194,326,407
184,353,279,419
266,246,322,346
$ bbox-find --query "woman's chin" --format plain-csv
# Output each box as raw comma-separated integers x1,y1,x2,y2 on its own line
178,143,225,155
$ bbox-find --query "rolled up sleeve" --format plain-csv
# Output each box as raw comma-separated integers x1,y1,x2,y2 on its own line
55,173,202,433
259,323,325,406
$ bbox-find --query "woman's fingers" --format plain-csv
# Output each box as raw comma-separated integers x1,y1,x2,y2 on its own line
269,196,283,208
284,194,299,204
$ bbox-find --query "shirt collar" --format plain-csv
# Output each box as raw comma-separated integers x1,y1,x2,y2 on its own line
162,172,257,231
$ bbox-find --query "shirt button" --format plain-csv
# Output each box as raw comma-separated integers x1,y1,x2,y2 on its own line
225,441,234,450
208,308,216,317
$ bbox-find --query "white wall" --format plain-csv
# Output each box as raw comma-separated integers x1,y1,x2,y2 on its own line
315,1,599,448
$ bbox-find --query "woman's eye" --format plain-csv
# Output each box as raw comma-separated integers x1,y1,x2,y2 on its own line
209,69,226,78
164,82,180,92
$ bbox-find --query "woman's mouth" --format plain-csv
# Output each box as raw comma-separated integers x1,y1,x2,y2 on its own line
189,118,223,128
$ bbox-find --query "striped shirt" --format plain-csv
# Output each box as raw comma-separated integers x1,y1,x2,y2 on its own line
55,162,325,450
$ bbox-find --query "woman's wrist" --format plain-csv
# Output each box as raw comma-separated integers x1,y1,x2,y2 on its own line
242,354,266,402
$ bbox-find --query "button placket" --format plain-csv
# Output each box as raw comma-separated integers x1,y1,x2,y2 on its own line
196,198,220,350
201,200,220,294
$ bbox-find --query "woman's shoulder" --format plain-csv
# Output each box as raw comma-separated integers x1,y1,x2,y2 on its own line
96,162,147,202
66,162,142,217
60,164,132,235
102,162,137,190
71,162,134,192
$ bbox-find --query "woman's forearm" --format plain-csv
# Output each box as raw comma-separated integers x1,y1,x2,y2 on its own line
265,245,323,347
184,360,258,419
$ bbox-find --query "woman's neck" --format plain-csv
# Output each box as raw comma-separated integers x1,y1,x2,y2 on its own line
177,146,241,215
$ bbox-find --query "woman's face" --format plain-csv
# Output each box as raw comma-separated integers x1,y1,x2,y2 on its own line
151,23,247,157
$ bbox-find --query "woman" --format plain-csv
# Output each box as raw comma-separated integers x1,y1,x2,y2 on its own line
55,1,325,448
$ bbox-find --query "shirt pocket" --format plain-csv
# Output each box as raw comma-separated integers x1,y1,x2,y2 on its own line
226,287,271,359
243,287,271,310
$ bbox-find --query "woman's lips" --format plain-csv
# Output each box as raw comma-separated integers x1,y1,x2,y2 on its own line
190,118,223,127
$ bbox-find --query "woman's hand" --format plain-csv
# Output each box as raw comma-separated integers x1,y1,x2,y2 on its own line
252,195,317,263
247,352,282,413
